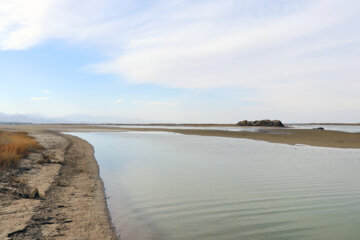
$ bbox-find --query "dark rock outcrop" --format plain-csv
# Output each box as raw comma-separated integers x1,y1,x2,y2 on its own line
236,119,285,127
313,127,324,130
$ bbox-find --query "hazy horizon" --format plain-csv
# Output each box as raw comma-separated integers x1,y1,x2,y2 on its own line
1,111,360,125
1,0,360,123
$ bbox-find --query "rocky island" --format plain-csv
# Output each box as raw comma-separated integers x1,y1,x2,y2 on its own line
237,119,285,127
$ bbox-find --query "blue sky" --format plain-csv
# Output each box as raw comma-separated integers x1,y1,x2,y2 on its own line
0,0,359,123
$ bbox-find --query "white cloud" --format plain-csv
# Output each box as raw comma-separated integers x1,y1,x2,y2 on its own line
147,102,179,106
115,99,123,103
43,90,51,94
30,97,49,101
91,0,360,88
132,100,141,104
0,0,58,50
2,0,360,116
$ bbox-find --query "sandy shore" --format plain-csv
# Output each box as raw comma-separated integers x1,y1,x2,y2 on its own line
0,128,117,240
1,123,359,239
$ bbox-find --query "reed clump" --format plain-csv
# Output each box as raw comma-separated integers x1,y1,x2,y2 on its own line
0,131,40,171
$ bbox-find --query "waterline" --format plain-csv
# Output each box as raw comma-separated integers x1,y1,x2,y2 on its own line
69,131,360,240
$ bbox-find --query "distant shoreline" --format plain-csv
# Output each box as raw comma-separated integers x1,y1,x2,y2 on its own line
1,124,359,149
111,123,360,126
2,122,360,126
111,127,360,149
287,123,360,126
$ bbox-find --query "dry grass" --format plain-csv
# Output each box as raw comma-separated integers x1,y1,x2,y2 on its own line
0,131,40,171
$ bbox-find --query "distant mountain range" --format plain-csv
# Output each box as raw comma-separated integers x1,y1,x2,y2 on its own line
0,112,146,124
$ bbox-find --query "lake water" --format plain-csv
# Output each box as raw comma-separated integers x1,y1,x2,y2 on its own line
69,132,360,240
289,125,360,133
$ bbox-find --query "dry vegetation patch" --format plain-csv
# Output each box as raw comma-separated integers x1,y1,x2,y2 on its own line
0,131,40,170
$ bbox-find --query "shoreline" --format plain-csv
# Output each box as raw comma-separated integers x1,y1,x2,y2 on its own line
114,127,360,149
1,124,360,148
0,129,117,240
61,133,118,239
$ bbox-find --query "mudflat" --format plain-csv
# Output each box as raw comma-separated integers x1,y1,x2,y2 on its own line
118,127,360,149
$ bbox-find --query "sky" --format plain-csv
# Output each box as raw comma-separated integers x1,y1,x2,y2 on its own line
0,0,359,123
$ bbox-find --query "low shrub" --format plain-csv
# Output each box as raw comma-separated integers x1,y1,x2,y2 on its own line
0,131,40,170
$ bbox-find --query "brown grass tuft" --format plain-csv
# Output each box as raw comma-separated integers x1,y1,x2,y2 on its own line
0,131,40,171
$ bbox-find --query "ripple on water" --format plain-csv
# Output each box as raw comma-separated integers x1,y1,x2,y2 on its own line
68,132,360,240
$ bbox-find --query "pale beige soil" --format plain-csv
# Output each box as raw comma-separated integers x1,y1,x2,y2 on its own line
0,128,117,240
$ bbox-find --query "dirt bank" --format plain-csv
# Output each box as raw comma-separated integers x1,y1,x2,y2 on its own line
0,130,117,240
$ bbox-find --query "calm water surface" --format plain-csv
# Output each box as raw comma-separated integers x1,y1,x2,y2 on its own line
289,125,360,133
69,132,360,240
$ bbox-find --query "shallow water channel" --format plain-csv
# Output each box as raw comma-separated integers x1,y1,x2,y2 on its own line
69,131,360,240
